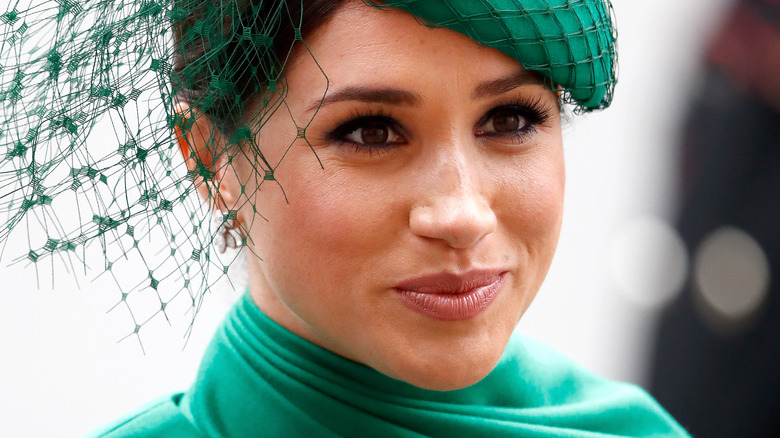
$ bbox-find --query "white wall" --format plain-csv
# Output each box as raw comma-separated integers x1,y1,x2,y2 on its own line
0,1,733,436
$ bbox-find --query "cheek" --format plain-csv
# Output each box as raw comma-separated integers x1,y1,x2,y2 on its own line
495,149,565,256
290,177,378,249
261,162,393,289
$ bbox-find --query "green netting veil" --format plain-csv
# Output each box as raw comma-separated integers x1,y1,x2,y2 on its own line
0,0,617,343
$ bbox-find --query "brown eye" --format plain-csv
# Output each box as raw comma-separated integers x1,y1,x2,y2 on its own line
483,110,528,135
492,112,523,133
338,116,405,148
474,103,547,141
359,122,389,145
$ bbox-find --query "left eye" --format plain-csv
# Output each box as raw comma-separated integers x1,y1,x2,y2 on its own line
476,108,530,137
343,120,404,147
328,115,407,149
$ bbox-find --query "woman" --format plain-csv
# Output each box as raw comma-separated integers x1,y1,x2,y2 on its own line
1,0,687,436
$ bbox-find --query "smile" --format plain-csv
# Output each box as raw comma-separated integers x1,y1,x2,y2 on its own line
394,269,507,321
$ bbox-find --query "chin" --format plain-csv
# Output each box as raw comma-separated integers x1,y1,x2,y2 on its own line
384,345,505,392
406,362,497,392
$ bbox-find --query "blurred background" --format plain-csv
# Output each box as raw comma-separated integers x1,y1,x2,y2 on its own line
2,0,778,436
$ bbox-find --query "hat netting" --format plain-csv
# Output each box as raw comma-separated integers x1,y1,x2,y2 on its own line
0,0,617,347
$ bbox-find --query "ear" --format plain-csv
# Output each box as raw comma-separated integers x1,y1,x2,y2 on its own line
173,102,241,220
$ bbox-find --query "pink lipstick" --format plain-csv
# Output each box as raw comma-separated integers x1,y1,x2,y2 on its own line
394,269,506,321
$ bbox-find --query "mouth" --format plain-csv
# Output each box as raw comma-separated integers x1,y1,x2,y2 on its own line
394,269,507,321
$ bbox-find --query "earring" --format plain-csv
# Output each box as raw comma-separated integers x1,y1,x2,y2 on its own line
217,211,245,253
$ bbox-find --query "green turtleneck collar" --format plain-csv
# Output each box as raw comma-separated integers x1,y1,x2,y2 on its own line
171,293,688,437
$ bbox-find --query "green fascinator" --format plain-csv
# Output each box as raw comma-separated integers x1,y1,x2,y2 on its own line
0,0,616,340
379,0,616,109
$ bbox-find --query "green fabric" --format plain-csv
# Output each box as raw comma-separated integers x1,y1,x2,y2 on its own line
89,395,199,438
92,293,689,437
376,0,617,110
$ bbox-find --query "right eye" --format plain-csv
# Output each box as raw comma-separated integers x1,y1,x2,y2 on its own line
328,115,407,150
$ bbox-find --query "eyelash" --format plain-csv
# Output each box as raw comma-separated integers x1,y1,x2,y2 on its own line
325,97,553,154
325,110,406,155
474,96,552,142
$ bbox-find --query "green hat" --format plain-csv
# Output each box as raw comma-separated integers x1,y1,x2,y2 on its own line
377,0,617,110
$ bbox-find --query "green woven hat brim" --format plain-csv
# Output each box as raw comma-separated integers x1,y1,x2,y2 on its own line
377,0,617,110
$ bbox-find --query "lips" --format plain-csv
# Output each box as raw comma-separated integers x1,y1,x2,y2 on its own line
394,269,506,321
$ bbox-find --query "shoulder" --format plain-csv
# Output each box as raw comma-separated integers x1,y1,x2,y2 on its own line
86,393,202,438
495,334,691,437
501,334,646,401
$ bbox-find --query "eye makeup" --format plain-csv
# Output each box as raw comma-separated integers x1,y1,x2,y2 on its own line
323,93,555,154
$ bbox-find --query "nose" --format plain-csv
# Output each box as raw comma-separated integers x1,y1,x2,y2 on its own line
409,152,497,249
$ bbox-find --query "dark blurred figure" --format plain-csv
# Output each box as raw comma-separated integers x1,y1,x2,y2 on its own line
650,0,780,437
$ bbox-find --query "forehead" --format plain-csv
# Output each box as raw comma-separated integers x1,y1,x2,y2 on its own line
286,2,527,94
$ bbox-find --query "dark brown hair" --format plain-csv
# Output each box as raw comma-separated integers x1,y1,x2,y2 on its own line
171,0,349,135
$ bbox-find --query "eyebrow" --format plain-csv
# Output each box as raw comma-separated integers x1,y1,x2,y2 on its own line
472,70,546,99
308,70,546,111
308,87,421,111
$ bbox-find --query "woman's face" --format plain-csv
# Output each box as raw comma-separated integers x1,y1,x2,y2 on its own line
234,1,564,391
